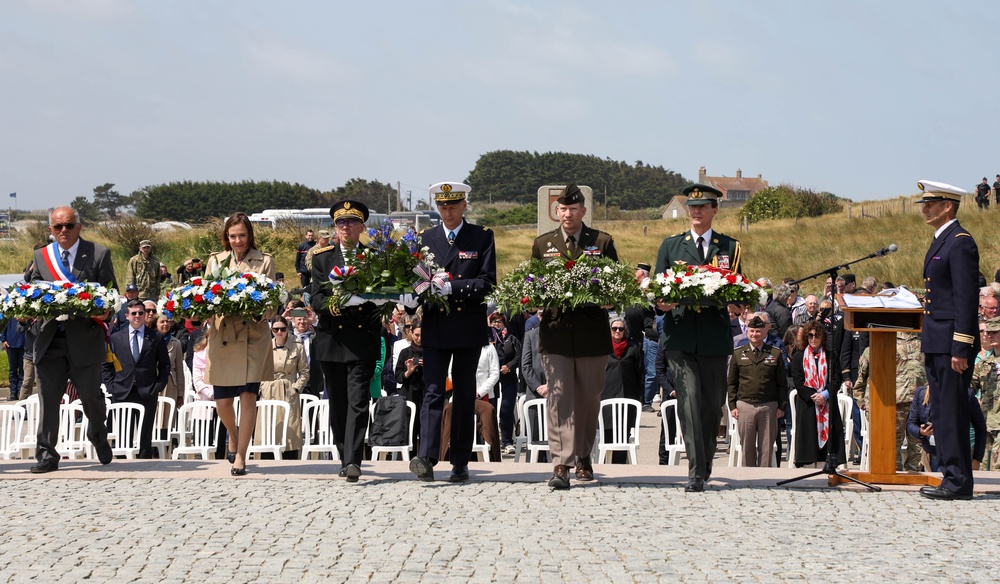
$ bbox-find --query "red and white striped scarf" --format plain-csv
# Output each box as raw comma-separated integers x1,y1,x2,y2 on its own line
803,347,829,448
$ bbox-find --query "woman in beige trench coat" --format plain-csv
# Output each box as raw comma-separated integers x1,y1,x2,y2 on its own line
204,212,275,476
258,316,309,458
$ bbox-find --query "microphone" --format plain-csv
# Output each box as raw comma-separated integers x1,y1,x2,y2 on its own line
875,244,898,257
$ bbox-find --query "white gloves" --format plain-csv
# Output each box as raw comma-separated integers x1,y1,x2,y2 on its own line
343,295,367,307
398,293,419,309
440,282,453,296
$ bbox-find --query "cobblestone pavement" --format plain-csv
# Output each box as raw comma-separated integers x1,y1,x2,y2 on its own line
2,460,999,583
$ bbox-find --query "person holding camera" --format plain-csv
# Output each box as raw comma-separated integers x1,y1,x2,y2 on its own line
395,322,424,452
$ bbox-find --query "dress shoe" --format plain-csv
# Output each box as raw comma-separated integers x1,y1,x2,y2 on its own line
449,465,470,483
409,457,435,482
548,465,570,490
344,463,362,483
95,440,114,465
919,486,972,501
226,451,237,464
30,459,59,474
231,465,247,476
338,467,348,478
684,478,705,493
574,457,595,481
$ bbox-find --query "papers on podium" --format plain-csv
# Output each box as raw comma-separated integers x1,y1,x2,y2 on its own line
841,287,922,309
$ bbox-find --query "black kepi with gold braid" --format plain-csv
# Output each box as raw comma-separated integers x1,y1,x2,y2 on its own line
330,199,370,222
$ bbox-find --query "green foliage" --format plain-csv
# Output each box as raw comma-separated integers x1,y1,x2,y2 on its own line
738,185,843,224
331,178,400,214
93,183,129,218
475,203,538,227
133,180,334,223
465,151,691,209
71,196,101,224
96,216,158,252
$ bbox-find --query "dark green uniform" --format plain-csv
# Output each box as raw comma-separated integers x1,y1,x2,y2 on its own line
655,228,742,481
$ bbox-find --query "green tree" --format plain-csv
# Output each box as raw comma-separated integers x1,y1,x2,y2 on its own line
738,185,843,224
70,195,101,224
93,183,128,218
330,178,399,213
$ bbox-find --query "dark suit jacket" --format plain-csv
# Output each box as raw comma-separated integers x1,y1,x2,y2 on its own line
29,238,118,367
520,327,546,400
103,326,170,401
310,243,382,363
654,230,741,357
418,221,497,350
921,220,980,358
530,224,619,358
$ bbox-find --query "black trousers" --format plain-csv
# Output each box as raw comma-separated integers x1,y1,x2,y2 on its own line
418,345,480,466
322,360,375,466
667,351,727,480
35,336,108,463
117,387,158,459
925,353,974,495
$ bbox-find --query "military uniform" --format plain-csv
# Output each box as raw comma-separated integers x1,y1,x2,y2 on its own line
917,180,980,499
971,352,1000,468
654,184,742,487
726,337,788,467
309,202,382,475
126,246,162,300
531,213,619,471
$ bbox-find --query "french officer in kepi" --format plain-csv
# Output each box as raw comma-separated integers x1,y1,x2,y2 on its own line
529,183,619,490
654,183,742,492
309,200,382,483
915,180,980,501
409,181,497,483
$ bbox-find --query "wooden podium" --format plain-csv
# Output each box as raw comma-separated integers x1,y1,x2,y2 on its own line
830,299,941,487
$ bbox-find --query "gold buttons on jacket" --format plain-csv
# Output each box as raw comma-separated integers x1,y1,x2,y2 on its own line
338,325,343,329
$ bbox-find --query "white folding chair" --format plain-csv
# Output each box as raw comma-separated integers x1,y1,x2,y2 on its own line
596,398,641,464
172,402,220,460
11,395,40,457
837,393,854,469
56,402,89,459
728,406,743,467
471,409,491,462
0,405,25,460
659,399,686,466
299,393,320,443
301,400,341,461
787,390,797,469
513,393,529,462
369,399,416,461
151,396,177,459
247,400,289,460
859,407,871,472
106,402,145,459
521,399,550,463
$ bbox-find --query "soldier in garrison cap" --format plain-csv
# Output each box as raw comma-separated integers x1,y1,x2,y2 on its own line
727,314,788,467
653,183,743,492
409,181,497,484
309,199,381,482
971,317,1000,469
915,179,980,500
529,183,619,489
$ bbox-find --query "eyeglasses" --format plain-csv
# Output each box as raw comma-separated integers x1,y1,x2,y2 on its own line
51,223,76,231
335,218,360,227
806,333,820,339
144,309,155,314
272,326,287,332
128,311,145,317
611,326,626,332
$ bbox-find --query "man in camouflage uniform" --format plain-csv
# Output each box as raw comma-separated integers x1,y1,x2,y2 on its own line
854,332,924,471
125,239,162,300
971,317,1000,469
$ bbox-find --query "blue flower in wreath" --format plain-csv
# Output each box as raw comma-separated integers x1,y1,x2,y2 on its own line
236,282,246,292
227,289,237,298
250,290,262,302
31,288,42,299
204,291,215,302
66,287,78,296
42,293,54,303
183,298,192,309
94,297,105,309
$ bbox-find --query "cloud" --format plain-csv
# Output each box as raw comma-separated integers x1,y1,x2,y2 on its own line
239,32,353,82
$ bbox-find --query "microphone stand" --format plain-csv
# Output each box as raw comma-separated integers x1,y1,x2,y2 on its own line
776,444,880,492
789,247,895,288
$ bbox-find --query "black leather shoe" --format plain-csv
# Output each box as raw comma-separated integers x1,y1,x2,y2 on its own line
338,467,348,478
449,465,470,483
409,457,435,482
344,463,362,483
684,478,705,493
231,465,247,476
574,457,595,481
30,459,58,474
919,486,972,501
548,465,570,490
95,440,114,465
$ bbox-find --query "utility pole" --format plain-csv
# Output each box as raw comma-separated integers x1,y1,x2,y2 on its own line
406,191,412,210
396,181,402,213
604,185,608,220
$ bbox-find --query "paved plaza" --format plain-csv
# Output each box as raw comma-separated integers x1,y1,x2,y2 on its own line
1,456,999,583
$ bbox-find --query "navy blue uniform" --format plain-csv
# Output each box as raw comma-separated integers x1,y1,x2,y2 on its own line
921,220,980,496
417,221,497,465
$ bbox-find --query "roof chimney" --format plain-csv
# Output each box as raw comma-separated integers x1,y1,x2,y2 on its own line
736,168,742,179
698,166,707,183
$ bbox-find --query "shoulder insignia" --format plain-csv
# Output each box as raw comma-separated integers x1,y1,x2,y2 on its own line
713,238,719,244
956,233,971,238
312,245,336,254
684,235,691,241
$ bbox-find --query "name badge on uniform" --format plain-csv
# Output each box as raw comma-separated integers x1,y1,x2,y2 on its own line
718,255,730,270
458,251,478,260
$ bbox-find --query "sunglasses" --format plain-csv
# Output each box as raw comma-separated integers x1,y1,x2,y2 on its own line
51,223,77,231
334,218,360,227
128,311,145,317
611,326,625,332
806,333,820,339
272,326,287,332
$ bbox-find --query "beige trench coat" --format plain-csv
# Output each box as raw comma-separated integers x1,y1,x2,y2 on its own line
158,336,185,430
258,337,310,452
204,248,276,387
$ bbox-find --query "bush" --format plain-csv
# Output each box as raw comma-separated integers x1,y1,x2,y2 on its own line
475,203,538,227
738,185,842,224
96,216,159,251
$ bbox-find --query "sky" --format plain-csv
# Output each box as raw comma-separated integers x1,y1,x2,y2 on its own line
2,0,998,212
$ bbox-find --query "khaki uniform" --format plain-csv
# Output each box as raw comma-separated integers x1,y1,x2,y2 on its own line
854,332,924,471
971,352,1000,468
726,342,788,467
126,252,162,300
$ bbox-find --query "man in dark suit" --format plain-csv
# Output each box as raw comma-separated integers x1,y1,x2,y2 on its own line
409,182,496,483
103,299,170,458
310,200,383,483
530,183,619,489
915,180,980,500
28,205,118,472
654,184,742,492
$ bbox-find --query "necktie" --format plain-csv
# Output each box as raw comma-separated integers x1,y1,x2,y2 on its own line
61,250,70,270
299,335,310,363
567,235,577,257
448,231,456,245
132,330,140,362
696,236,706,264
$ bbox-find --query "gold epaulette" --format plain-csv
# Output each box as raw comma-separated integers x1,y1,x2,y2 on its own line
956,233,971,238
312,245,336,255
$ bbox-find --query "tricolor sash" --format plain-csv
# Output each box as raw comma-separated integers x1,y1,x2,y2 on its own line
41,242,76,283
